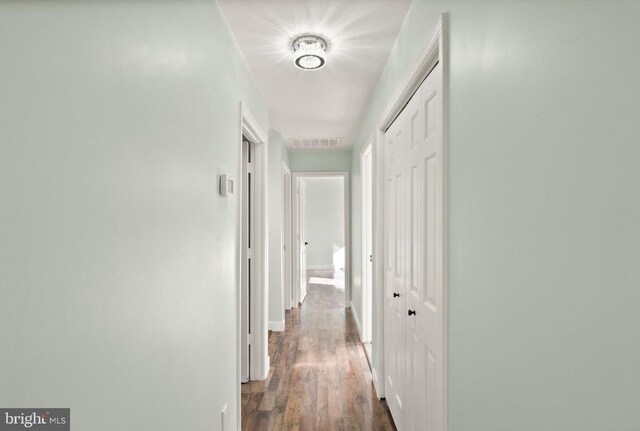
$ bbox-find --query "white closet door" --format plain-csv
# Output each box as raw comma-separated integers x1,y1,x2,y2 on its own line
405,63,444,431
384,62,444,431
384,112,407,429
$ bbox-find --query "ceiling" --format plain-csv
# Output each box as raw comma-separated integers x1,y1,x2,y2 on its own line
217,0,412,148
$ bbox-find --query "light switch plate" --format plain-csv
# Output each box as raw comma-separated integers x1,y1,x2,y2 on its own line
219,175,234,197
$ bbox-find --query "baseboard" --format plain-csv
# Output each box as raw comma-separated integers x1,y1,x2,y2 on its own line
350,302,363,342
268,320,285,332
306,264,334,270
372,368,384,399
300,289,308,304
252,355,271,381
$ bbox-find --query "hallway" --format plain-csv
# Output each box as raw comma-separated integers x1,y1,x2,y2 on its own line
3,2,640,430
241,273,395,430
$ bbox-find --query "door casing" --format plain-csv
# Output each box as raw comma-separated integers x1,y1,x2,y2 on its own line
282,162,293,310
240,138,254,383
236,102,269,428
361,142,374,343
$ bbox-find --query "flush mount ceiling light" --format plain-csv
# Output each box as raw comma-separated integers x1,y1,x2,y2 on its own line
292,35,327,71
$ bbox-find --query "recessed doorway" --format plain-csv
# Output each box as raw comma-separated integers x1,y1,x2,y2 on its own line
292,172,350,308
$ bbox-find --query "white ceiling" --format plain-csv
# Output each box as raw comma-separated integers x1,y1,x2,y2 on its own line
217,0,412,148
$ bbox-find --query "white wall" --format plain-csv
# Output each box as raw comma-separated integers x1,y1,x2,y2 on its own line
267,132,290,328
351,1,640,430
303,178,345,270
0,2,267,430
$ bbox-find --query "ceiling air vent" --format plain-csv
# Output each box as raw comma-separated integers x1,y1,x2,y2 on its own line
289,137,341,149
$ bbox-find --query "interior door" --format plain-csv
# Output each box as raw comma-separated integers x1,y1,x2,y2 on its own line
405,63,444,431
299,180,307,303
384,114,407,429
240,139,252,382
383,63,444,430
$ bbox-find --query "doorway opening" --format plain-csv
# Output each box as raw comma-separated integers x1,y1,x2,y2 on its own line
292,172,350,308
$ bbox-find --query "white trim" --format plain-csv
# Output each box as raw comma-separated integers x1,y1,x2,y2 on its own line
300,289,308,304
379,19,442,132
371,368,381,398
441,16,450,430
240,103,267,147
235,108,243,429
350,301,363,341
242,103,270,382
374,17,448,426
236,102,270,431
292,171,351,308
292,175,303,306
281,162,294,311
360,141,373,344
268,320,285,332
373,125,385,398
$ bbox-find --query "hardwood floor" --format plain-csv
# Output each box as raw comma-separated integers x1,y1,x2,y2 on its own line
241,271,396,431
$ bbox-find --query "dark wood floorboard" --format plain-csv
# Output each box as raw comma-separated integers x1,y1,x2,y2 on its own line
242,271,396,431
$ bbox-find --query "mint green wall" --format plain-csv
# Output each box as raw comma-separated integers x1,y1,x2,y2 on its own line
352,1,640,430
0,2,267,430
267,132,290,327
289,149,352,172
303,178,345,267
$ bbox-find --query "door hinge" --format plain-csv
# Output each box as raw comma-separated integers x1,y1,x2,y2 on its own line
247,161,255,174
247,333,253,346
248,248,253,259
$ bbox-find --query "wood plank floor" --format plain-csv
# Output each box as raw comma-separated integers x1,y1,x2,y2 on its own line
241,272,396,431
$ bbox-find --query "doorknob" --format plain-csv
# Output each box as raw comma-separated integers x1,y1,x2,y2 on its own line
393,292,400,298
408,309,416,316
304,241,309,246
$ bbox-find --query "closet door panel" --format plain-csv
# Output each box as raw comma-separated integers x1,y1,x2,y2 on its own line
384,62,445,431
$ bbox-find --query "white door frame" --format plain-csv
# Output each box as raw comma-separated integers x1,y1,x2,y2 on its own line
373,16,448,429
292,171,351,308
361,142,374,343
236,102,269,427
282,162,294,310
240,139,253,383
292,177,306,306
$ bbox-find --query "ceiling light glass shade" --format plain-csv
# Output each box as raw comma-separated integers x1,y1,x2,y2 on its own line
292,35,327,70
